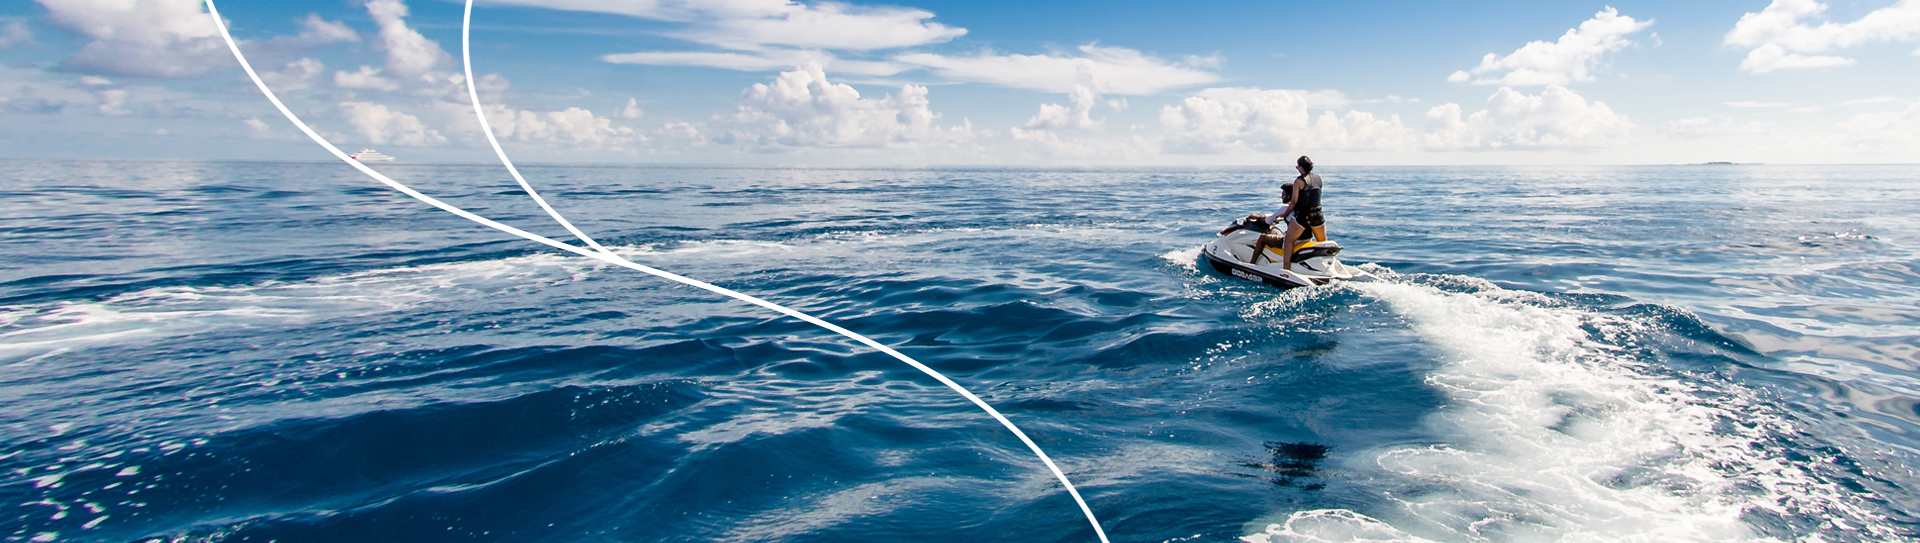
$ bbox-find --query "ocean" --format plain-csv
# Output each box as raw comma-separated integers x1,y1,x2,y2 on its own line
1,160,1916,542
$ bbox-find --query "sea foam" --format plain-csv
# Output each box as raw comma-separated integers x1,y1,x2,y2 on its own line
1247,278,1895,542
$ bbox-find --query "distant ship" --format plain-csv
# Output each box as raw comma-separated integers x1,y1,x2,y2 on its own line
349,149,394,162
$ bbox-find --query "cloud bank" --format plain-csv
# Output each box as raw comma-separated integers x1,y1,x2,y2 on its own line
1425,86,1631,149
717,63,969,149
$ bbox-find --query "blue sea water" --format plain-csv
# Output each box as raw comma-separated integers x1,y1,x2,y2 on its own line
1,160,1917,542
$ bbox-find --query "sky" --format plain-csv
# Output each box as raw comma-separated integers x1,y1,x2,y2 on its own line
0,0,1916,165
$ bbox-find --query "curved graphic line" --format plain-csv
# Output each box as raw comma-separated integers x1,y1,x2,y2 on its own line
456,3,610,256
201,2,1109,540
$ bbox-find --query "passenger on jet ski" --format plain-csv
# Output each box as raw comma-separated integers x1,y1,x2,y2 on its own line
1249,156,1327,269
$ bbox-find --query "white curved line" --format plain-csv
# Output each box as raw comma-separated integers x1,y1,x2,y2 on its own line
456,3,610,256
201,1,1109,540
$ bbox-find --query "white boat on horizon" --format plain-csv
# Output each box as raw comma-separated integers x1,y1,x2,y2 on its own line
349,149,394,162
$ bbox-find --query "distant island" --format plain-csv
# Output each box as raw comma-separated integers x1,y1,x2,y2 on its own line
1691,161,1761,165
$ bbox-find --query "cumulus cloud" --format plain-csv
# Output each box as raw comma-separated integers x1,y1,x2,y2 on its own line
717,63,969,148
485,0,964,51
35,0,229,77
0,21,31,48
334,65,401,91
1725,0,1920,73
34,0,353,78
299,0,647,151
261,58,327,92
339,101,447,146
1449,7,1652,86
1424,86,1631,149
243,117,272,133
616,98,644,120
895,44,1219,95
251,13,360,57
365,0,450,79
329,0,489,101
1158,87,1412,154
1025,85,1103,131
476,103,642,148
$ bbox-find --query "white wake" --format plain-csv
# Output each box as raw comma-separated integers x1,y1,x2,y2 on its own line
1247,277,1893,542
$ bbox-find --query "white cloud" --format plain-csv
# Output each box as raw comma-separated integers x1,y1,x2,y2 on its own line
261,58,326,92
245,13,360,57
483,0,964,51
895,44,1219,95
34,0,352,78
295,13,359,45
600,49,905,76
0,20,31,48
339,101,447,146
1831,99,1920,154
1158,87,1411,154
717,63,970,148
1735,43,1856,72
243,117,271,133
365,0,450,79
35,0,229,77
1423,86,1631,149
605,50,828,71
675,2,964,51
1725,101,1791,108
334,65,401,91
1025,85,1102,131
1449,7,1652,86
617,98,644,120
1008,126,1067,152
477,103,642,148
96,88,129,115
1726,0,1920,73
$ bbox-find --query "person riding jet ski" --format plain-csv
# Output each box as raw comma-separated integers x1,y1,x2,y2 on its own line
1203,156,1370,289
1250,156,1326,270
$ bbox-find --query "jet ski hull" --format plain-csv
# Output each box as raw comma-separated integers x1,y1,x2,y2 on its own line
1203,244,1315,289
1202,217,1374,289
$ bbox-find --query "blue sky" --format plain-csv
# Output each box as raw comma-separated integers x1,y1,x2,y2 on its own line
1,0,1916,164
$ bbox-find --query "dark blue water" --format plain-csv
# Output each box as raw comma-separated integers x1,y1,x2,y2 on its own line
2,161,1917,542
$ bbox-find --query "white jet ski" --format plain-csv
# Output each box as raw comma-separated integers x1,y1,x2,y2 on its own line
1202,215,1374,289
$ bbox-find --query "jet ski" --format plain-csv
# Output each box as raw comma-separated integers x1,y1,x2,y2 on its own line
1202,214,1373,289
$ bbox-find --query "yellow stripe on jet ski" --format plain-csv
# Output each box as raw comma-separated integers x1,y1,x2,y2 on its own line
1262,241,1319,256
